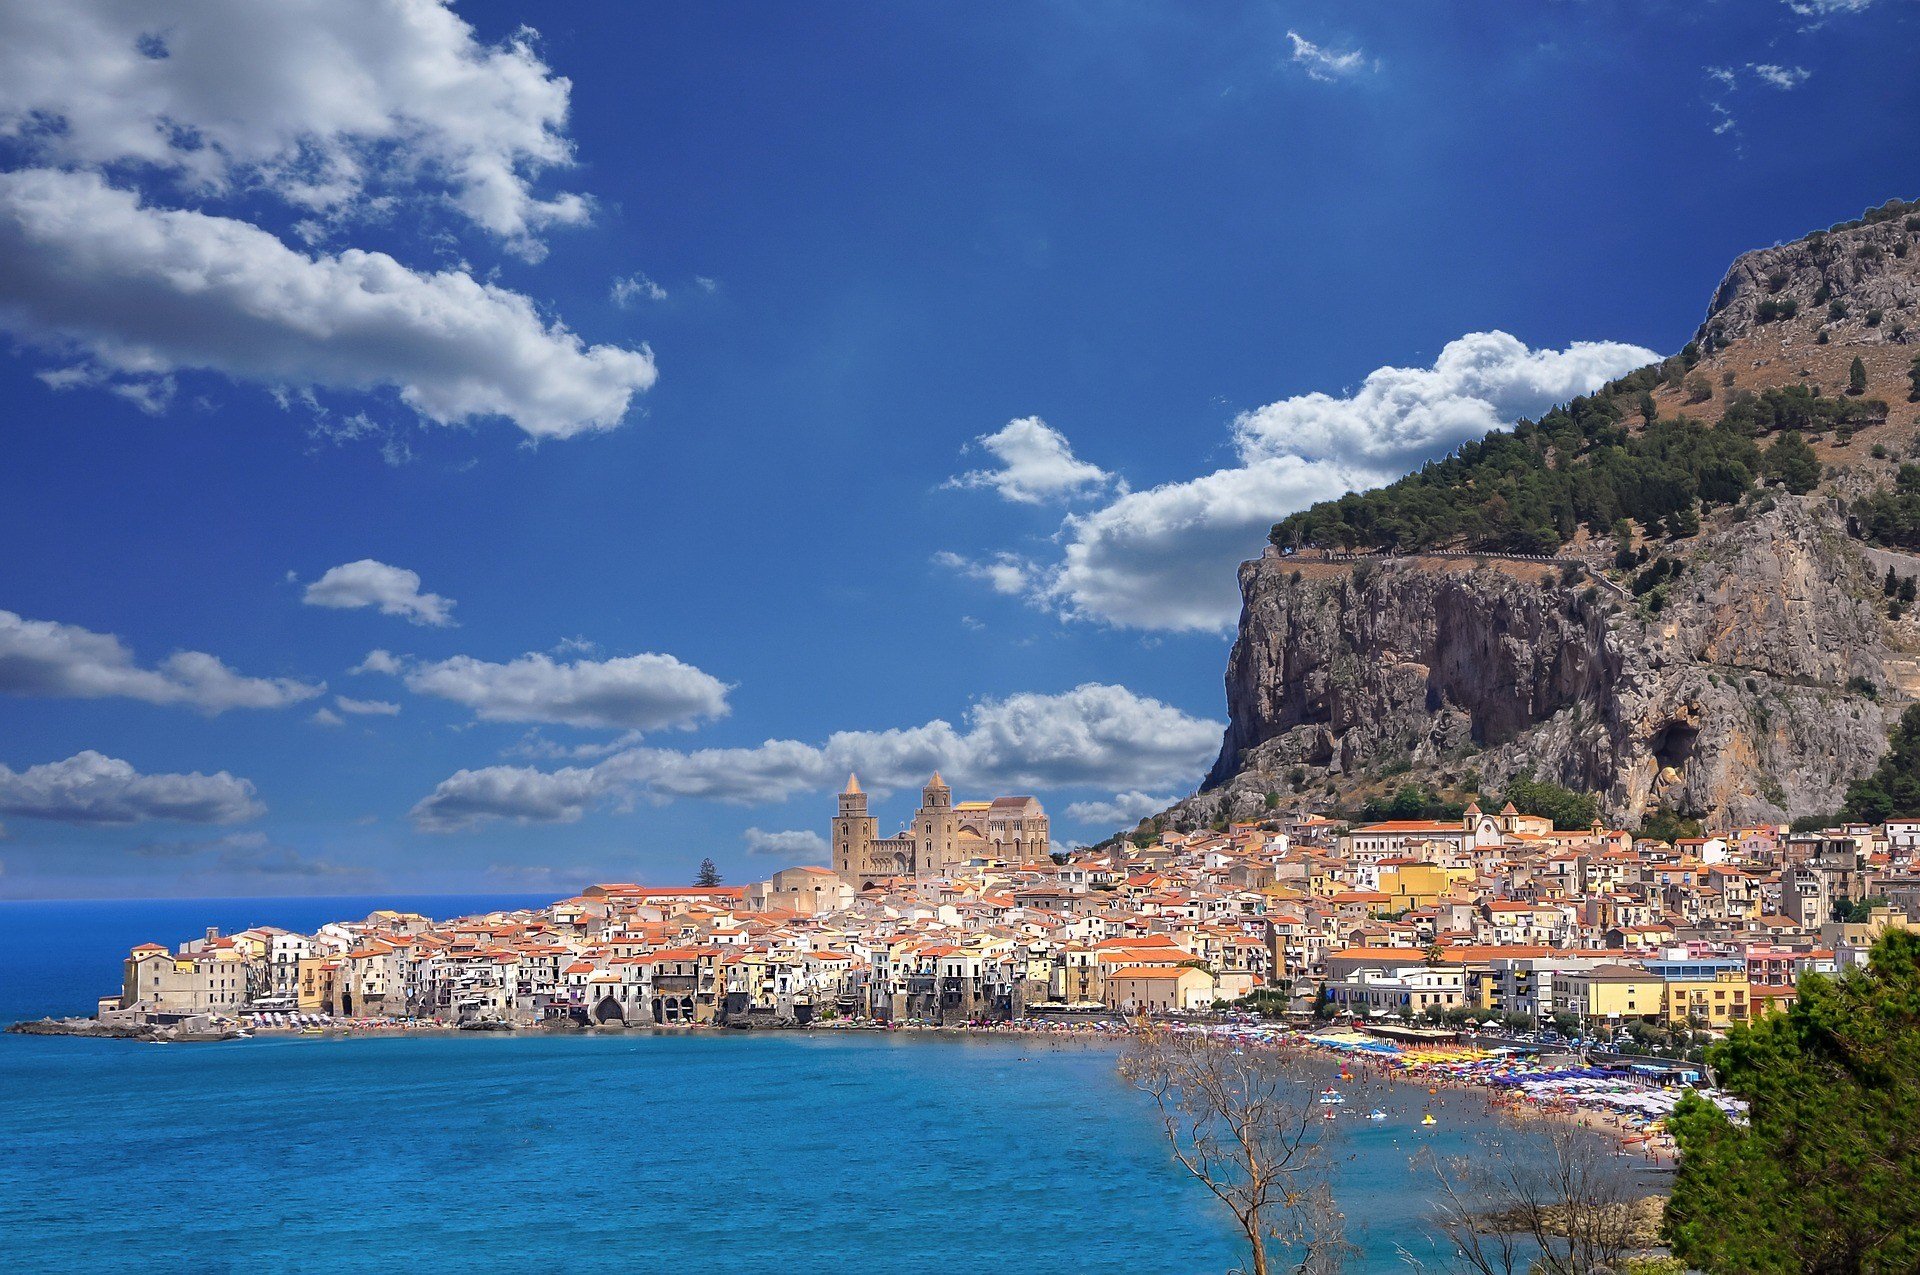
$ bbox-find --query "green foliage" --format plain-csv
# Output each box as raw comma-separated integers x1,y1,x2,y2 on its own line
1908,355,1920,404
1841,704,1920,822
1498,775,1599,830
695,857,722,887
1755,296,1799,323
1763,431,1822,494
1826,196,1920,233
1850,356,1870,396
1359,783,1462,823
1859,470,1920,552
1832,895,1892,924
1664,931,1920,1273
1720,385,1885,437
1639,806,1704,842
1268,383,1873,556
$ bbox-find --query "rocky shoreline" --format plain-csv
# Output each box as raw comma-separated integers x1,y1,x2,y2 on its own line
7,1016,245,1043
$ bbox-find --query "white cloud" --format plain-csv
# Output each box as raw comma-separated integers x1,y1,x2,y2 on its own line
335,695,401,716
1786,0,1876,15
0,169,657,438
0,750,262,824
312,708,345,727
302,559,456,627
1748,64,1810,90
0,1,587,253
375,650,732,732
742,827,830,858
944,331,1656,633
1065,791,1174,826
1285,31,1373,83
411,682,1221,831
944,416,1120,505
933,551,1034,597
0,608,322,712
352,649,405,677
610,273,668,306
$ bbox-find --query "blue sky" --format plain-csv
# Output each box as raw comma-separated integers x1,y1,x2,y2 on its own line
1,0,1916,898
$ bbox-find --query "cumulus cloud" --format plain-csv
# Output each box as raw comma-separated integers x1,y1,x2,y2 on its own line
312,707,346,727
610,273,668,306
944,417,1120,505
302,559,456,627
0,169,657,438
0,751,262,824
372,649,732,732
0,1,587,252
411,682,1221,831
932,551,1034,598
0,608,322,712
945,332,1656,632
352,649,406,676
1285,31,1374,82
742,827,830,858
1065,790,1175,827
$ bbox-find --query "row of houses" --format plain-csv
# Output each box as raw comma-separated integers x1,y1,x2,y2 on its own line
106,803,1919,1034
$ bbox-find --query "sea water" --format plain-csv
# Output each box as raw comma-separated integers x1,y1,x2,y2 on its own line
0,899,1516,1274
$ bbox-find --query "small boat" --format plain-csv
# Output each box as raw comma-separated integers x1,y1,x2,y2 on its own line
1367,1109,1389,1121
1421,1113,1437,1126
299,1025,323,1035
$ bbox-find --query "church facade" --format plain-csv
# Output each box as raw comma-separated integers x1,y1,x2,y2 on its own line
832,773,1049,886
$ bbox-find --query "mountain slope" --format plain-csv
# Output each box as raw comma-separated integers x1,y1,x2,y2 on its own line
1174,199,1920,833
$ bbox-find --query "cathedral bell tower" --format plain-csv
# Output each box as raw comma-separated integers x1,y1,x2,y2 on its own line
916,771,959,878
833,773,876,880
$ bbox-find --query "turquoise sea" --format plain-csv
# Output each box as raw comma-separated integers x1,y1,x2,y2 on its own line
0,898,1544,1274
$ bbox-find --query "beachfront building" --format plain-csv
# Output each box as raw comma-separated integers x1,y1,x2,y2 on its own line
1324,965,1465,1018
120,945,249,1017
1105,964,1218,1013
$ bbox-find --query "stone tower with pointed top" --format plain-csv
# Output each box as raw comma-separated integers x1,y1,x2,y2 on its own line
832,773,876,880
915,772,959,879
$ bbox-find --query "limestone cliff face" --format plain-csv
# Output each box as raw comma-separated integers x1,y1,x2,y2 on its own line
1184,495,1901,830
1166,202,1920,836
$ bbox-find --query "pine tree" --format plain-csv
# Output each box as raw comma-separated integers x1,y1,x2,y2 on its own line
695,857,722,887
1763,431,1822,494
1849,355,1869,396
1665,932,1920,1272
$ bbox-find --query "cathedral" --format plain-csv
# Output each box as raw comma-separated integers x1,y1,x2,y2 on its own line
831,772,1049,886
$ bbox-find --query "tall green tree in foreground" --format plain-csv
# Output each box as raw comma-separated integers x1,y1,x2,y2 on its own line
1664,931,1920,1273
695,857,722,887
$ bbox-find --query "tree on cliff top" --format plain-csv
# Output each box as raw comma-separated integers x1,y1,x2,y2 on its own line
1664,930,1920,1273
695,857,722,887
1840,704,1920,822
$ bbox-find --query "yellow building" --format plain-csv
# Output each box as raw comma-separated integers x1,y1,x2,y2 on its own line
1661,974,1751,1028
1377,861,1467,911
1557,964,1665,1022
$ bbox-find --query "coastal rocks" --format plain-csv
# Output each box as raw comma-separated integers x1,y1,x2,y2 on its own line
1184,494,1901,830
6,1016,244,1043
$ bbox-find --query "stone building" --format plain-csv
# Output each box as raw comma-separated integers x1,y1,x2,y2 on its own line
832,772,1048,887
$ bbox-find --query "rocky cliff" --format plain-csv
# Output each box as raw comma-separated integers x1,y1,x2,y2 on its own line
1173,201,1920,833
